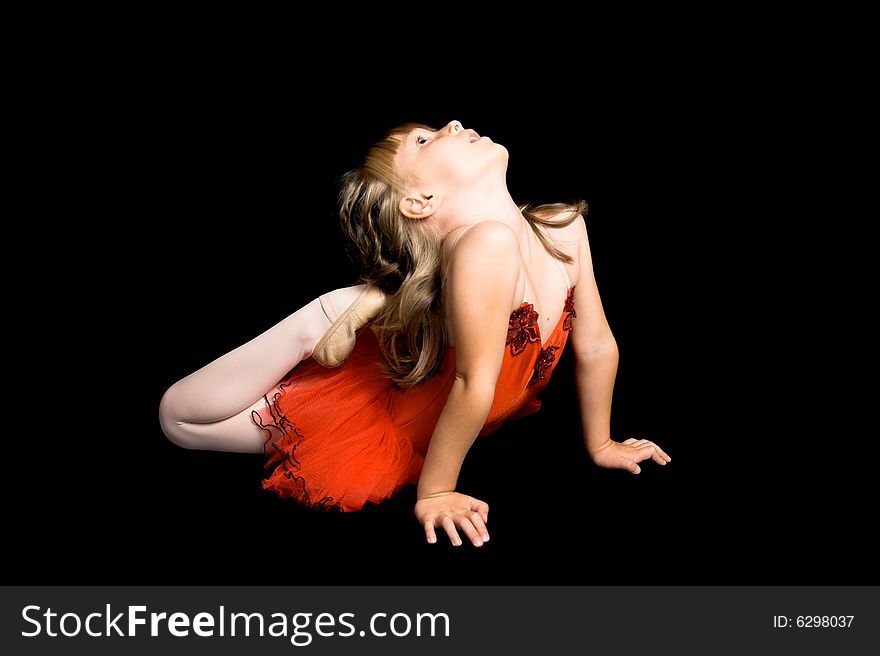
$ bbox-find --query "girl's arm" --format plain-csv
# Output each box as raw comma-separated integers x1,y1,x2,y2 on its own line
414,221,521,545
569,216,671,472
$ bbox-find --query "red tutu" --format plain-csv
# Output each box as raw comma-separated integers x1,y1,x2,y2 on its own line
252,287,576,511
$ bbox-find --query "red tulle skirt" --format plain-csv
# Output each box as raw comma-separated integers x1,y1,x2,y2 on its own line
252,288,574,512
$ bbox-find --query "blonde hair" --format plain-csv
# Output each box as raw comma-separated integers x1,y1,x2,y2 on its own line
338,124,586,388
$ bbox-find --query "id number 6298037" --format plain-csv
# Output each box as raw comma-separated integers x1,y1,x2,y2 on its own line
772,615,854,628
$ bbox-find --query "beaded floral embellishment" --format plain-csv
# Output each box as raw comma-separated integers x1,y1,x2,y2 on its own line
506,304,541,356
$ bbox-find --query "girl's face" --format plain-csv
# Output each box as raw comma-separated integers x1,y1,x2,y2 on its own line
394,120,508,190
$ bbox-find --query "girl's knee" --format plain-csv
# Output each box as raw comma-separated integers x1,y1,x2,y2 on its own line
158,383,197,449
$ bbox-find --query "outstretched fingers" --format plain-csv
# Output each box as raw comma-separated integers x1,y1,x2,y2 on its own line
637,439,671,464
417,493,491,547
623,438,672,466
423,512,490,547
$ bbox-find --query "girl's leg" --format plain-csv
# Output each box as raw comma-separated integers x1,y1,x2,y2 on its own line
160,396,272,454
159,284,366,453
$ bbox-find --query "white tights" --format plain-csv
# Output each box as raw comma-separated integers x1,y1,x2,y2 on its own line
158,284,366,453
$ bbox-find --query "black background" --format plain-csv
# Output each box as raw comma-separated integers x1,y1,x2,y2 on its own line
11,41,871,586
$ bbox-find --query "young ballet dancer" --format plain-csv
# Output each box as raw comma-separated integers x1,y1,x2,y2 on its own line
159,120,671,547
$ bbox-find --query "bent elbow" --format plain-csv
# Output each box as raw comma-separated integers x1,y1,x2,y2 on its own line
453,372,497,403
574,333,618,360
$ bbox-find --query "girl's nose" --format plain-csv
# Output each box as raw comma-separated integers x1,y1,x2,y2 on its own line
446,120,462,135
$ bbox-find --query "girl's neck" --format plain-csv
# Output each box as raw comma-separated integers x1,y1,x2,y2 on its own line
436,182,534,254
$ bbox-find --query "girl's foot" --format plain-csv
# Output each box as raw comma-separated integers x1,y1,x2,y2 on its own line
313,285,387,367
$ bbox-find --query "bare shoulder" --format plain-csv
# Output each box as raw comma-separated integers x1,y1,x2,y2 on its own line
442,221,522,337
449,220,519,251
442,220,520,271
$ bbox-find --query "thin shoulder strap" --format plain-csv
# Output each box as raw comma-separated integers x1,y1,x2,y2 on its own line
553,251,572,289
535,223,572,289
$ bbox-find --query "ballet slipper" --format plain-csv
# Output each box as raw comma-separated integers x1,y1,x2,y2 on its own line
313,285,388,367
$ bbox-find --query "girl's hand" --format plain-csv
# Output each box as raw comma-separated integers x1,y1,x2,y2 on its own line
414,491,490,547
589,437,671,474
